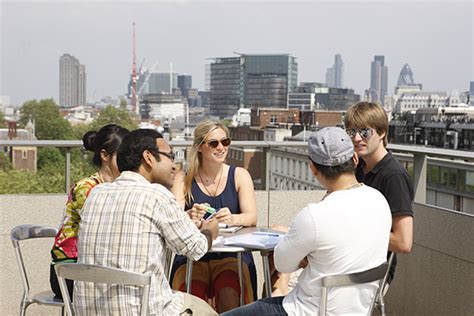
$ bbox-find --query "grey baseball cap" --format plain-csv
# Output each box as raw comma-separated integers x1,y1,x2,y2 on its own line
308,127,354,166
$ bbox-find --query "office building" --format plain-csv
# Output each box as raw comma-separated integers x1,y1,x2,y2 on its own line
368,55,388,105
209,54,298,118
148,72,178,94
59,54,86,108
470,81,474,106
395,64,422,94
177,75,192,96
325,53,344,88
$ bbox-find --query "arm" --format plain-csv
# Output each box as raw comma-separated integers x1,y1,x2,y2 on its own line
382,172,414,254
157,192,209,261
274,208,315,273
389,215,413,253
170,170,186,210
224,167,257,226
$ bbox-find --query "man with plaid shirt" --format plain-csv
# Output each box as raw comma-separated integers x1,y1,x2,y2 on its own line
75,129,218,315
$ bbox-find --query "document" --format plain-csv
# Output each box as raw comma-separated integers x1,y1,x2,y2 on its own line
219,225,244,233
223,232,285,249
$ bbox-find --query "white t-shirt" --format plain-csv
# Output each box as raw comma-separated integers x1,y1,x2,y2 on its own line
275,185,392,316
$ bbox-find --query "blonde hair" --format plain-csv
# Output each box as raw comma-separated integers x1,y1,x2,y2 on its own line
344,101,389,147
184,120,230,204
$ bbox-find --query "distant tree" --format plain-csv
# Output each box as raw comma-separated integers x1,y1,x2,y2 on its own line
90,105,138,131
37,147,64,170
0,111,6,128
119,98,128,109
71,123,91,140
19,99,74,140
0,152,12,171
220,119,233,127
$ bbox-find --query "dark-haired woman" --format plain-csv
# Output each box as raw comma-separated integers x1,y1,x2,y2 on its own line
49,124,129,299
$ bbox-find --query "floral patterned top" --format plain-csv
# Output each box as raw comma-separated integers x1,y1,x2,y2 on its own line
51,173,103,263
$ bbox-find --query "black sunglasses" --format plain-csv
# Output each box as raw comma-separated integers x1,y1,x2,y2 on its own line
206,138,231,148
346,128,374,140
157,151,175,162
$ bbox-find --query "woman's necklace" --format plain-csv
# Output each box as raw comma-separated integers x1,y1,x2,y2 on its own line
199,166,224,197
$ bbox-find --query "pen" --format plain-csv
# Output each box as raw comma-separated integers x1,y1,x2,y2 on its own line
252,232,281,237
232,226,243,233
205,206,216,214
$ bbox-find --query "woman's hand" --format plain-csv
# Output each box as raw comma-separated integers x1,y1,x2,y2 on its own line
186,203,207,221
214,207,233,225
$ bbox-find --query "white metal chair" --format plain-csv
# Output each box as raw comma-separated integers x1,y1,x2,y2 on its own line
374,252,396,316
55,263,151,316
10,224,65,316
319,262,389,316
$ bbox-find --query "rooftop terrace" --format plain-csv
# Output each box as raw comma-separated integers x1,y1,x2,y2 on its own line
0,141,473,315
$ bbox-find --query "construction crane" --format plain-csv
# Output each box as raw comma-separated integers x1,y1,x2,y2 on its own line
131,22,138,115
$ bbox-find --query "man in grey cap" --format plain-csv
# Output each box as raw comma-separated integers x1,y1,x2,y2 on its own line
222,127,392,316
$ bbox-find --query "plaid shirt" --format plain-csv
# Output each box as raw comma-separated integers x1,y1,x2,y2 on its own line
75,171,208,316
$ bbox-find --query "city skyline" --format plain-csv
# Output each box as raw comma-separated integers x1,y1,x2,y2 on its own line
1,1,472,106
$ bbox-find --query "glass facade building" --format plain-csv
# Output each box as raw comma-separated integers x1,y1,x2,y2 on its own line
210,54,298,118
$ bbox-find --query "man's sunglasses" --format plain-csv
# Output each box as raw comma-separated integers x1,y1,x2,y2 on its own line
157,151,175,162
346,128,374,139
206,138,231,148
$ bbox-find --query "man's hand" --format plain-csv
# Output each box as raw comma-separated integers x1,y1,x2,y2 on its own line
299,257,308,269
200,219,219,250
186,203,207,221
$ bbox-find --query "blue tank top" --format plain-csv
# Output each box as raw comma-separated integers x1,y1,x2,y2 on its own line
170,165,257,300
185,165,240,214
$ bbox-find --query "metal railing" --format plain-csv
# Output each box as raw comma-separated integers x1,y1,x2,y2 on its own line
2,139,474,205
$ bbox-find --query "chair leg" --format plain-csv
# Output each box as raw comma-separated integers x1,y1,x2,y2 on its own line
20,300,32,316
375,295,386,316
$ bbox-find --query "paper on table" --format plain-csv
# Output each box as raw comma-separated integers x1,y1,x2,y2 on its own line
219,225,244,233
212,236,224,246
223,232,284,249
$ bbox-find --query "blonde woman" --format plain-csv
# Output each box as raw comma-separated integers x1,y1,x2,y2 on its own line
170,120,257,313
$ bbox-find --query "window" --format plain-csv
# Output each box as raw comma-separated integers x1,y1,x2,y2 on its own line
22,150,27,159
440,167,449,186
428,165,440,185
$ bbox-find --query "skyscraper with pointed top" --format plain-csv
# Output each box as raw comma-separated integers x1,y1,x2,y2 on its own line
395,63,422,94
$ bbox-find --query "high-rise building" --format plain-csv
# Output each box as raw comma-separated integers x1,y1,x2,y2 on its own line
59,54,86,107
470,81,474,106
368,55,388,105
395,64,422,94
148,72,178,94
209,57,242,118
325,53,344,88
177,75,192,97
204,64,211,92
210,54,298,118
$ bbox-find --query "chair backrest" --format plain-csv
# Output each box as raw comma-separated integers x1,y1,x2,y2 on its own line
10,224,58,296
55,263,151,316
319,262,389,316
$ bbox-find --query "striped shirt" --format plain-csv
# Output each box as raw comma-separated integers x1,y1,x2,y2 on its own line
75,171,208,316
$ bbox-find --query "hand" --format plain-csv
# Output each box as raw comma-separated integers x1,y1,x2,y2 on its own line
299,257,308,269
186,203,207,221
214,207,233,225
200,219,219,240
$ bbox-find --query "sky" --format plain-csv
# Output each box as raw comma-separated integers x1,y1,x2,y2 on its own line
0,0,472,106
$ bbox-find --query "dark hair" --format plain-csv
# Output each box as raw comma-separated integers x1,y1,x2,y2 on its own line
117,129,163,172
310,157,355,180
82,124,130,167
